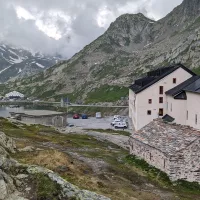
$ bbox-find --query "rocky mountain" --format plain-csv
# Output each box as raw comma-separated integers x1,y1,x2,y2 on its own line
4,0,200,102
0,44,60,83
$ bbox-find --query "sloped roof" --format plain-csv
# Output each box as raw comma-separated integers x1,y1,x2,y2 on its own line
166,76,200,96
5,91,24,98
129,64,196,94
184,78,200,94
131,119,200,155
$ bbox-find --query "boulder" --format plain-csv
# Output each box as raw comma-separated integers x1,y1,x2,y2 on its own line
0,132,16,153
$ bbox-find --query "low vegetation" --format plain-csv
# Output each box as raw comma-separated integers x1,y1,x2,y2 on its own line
85,128,131,136
192,66,200,75
1,118,199,200
85,85,128,103
34,173,61,200
125,155,200,194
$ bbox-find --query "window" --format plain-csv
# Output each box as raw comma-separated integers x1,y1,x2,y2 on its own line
159,86,164,94
173,78,177,84
159,97,163,103
147,110,151,115
195,114,197,125
187,111,188,120
148,99,152,104
159,109,164,116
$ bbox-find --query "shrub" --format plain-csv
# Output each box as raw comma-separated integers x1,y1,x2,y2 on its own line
35,173,61,200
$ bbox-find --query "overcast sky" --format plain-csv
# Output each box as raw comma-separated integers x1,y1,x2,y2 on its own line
0,0,183,58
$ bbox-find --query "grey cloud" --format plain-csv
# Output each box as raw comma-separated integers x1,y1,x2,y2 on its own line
0,0,183,58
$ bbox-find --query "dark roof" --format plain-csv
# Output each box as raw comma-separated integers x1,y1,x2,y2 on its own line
166,76,200,96
129,64,196,94
184,78,200,94
162,114,175,122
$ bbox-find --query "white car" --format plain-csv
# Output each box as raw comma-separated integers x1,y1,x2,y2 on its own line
113,115,121,120
114,122,128,129
111,118,122,126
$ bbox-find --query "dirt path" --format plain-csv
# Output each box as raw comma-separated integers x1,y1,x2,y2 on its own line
60,127,130,149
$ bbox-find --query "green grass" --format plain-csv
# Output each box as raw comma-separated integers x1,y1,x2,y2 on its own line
3,119,200,200
124,155,200,195
192,66,200,75
34,173,61,200
125,155,172,186
85,85,128,103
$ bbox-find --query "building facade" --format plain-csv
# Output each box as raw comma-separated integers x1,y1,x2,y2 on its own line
166,76,200,129
129,64,196,130
129,64,200,183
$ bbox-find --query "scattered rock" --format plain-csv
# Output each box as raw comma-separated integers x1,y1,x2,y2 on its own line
0,132,16,153
18,146,35,152
0,130,111,200
26,165,111,200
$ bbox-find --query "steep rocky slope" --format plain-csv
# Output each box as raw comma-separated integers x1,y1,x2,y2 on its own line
0,125,110,200
0,44,60,83
4,0,200,102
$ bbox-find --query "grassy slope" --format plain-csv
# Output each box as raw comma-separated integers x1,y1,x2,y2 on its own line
1,118,199,200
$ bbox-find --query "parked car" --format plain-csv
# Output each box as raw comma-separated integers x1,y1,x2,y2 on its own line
114,122,127,129
111,118,122,126
82,114,88,119
113,115,121,120
73,114,80,119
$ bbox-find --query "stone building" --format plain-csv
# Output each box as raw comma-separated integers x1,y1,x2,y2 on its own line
10,110,67,127
129,119,200,183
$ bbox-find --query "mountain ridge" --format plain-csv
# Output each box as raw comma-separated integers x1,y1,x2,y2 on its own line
3,0,200,103
0,43,61,83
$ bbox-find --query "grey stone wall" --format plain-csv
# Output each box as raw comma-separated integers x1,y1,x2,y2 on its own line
168,139,200,182
129,137,200,183
21,114,67,127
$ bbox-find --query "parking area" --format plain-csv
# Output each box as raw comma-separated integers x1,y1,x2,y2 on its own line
67,116,133,132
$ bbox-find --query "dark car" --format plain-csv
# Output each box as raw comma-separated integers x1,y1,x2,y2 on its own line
73,114,80,119
82,114,88,119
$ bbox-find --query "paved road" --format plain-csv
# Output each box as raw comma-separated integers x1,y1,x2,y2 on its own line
0,100,128,108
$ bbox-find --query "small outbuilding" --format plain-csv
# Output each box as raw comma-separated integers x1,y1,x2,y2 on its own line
129,119,200,183
5,91,25,99
10,110,67,128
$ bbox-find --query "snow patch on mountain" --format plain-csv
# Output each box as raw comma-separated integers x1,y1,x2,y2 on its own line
0,43,62,82
0,65,12,74
36,63,45,68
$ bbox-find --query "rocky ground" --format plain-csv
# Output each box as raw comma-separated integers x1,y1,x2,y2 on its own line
0,118,199,200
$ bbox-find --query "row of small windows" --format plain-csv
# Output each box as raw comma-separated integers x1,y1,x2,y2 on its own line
147,109,163,116
148,97,163,104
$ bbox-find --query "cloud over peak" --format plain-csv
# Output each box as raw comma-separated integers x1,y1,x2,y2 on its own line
0,0,183,58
